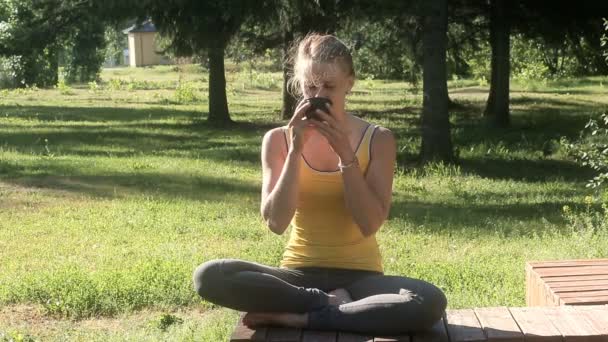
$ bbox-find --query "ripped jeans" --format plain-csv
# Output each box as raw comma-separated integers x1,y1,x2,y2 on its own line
192,259,447,335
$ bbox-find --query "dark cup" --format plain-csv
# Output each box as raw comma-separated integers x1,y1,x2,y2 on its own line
303,97,332,121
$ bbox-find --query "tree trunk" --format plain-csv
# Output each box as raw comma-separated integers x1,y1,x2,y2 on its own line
207,47,232,124
281,30,297,120
420,0,454,163
483,0,510,127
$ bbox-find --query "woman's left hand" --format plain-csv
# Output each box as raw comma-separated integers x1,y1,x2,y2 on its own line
309,104,356,163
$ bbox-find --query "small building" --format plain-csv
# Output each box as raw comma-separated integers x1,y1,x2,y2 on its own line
123,20,168,67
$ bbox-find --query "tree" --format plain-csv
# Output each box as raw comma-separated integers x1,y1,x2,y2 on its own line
420,0,454,163
144,1,257,124
483,0,510,127
0,0,125,87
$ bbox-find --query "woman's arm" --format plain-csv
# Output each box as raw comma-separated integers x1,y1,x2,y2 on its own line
260,128,301,235
340,128,396,237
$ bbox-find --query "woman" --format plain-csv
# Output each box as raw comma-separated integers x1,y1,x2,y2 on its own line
193,33,447,335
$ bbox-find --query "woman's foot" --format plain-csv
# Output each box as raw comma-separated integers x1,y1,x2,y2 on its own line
328,288,353,306
242,312,308,328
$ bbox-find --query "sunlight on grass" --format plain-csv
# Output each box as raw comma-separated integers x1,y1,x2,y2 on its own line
1,65,608,339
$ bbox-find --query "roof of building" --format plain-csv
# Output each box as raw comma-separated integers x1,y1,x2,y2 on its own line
123,20,157,34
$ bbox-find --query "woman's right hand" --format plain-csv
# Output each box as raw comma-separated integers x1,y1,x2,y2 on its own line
287,100,316,153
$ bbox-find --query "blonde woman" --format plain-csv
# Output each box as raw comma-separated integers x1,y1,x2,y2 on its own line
193,33,447,335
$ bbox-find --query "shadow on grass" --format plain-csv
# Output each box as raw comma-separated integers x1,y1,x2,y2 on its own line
1,164,259,203
459,157,594,183
389,198,579,235
0,105,277,165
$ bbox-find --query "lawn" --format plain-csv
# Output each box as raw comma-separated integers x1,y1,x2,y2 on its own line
1,64,607,341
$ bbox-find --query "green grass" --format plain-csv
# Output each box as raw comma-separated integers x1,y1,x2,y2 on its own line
1,64,607,340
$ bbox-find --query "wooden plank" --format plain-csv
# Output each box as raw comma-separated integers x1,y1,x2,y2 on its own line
542,307,603,342
337,332,373,342
528,259,608,268
445,309,486,342
552,284,608,292
558,290,608,298
571,306,608,335
561,296,608,305
410,316,448,342
550,280,608,288
267,327,302,342
534,266,608,277
526,263,538,306
230,314,267,342
474,307,523,342
373,336,410,342
302,330,337,342
543,275,608,283
508,307,562,342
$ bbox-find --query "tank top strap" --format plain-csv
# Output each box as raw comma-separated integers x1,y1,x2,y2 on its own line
356,124,378,173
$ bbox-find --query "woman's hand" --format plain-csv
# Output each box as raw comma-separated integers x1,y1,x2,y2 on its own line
287,100,316,153
308,104,356,163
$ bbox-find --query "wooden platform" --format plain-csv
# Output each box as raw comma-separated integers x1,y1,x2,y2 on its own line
526,259,608,306
230,305,608,341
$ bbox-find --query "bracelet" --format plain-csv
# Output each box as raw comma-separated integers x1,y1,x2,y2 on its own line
338,156,359,172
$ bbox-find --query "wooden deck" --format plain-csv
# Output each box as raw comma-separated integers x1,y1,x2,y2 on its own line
230,305,608,341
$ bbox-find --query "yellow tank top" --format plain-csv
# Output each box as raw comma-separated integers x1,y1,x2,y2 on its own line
280,124,383,272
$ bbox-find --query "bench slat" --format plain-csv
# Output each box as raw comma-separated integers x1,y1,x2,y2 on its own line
572,306,608,335
542,307,604,341
302,330,337,342
534,266,608,277
561,296,608,305
337,332,373,341
508,307,562,342
558,289,608,298
548,280,608,289
445,309,486,342
267,327,302,342
474,307,523,342
543,274,608,282
410,316,448,342
230,315,267,342
527,259,608,268
373,336,410,342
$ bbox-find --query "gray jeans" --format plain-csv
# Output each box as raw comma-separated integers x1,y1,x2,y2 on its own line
193,259,447,335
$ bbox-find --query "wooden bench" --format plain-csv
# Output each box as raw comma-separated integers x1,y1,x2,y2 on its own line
230,305,608,341
526,259,608,306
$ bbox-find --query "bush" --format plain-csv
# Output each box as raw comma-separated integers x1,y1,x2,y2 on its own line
562,114,608,190
174,82,198,104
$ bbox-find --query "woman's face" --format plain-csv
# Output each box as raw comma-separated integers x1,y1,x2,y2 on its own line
300,61,354,116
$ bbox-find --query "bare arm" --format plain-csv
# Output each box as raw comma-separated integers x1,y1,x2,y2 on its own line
340,128,396,236
260,128,302,235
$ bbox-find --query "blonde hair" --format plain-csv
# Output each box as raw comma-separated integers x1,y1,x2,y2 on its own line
287,33,355,97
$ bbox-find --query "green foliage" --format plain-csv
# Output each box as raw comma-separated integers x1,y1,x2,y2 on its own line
174,82,198,104
63,20,106,83
0,331,36,342
603,18,608,63
338,18,415,81
103,25,128,66
235,66,280,90
562,195,608,244
150,313,184,331
0,48,58,88
562,114,608,189
55,79,73,95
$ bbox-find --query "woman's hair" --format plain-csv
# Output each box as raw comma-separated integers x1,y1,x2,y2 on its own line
287,33,355,97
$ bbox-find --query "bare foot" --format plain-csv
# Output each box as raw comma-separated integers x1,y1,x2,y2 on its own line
242,312,308,328
328,288,353,306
